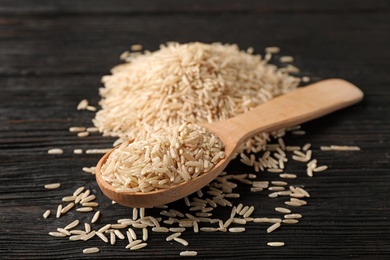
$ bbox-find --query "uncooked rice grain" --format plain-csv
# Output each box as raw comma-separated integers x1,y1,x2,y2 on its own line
110,232,116,245
267,242,285,247
200,227,218,232
44,183,61,189
268,192,279,198
80,195,96,204
96,232,108,243
82,202,98,207
296,187,310,197
268,218,282,223
268,186,285,191
291,130,306,135
132,223,148,228
152,227,169,233
301,76,310,82
77,131,89,137
285,213,302,219
49,231,66,237
142,228,148,241
130,44,143,51
56,205,62,218
81,189,90,199
267,222,281,233
180,251,198,256
62,196,76,202
57,228,71,236
314,165,328,172
265,46,280,53
61,202,75,214
291,198,307,205
283,219,299,224
98,224,111,233
48,148,63,155
286,146,301,151
76,207,93,212
86,127,99,132
64,220,79,230
170,227,186,233
43,210,51,218
243,206,255,218
73,186,85,196
85,149,111,154
130,243,147,250
91,211,100,223
111,223,127,229
125,240,142,249
174,237,189,246
83,247,99,254
321,145,361,151
82,231,96,241
279,173,297,179
86,105,97,111
77,99,88,110
114,230,125,240
128,228,137,240
69,234,83,241
232,218,247,225
271,181,288,186
275,207,291,213
280,56,294,63
229,227,246,233
285,201,302,207
69,127,86,132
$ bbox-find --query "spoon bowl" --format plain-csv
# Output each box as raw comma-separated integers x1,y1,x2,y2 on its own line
96,79,363,208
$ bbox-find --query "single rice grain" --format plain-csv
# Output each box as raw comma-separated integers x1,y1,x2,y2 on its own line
267,242,285,247
83,247,99,254
44,183,61,189
48,149,63,155
180,251,198,256
43,210,51,219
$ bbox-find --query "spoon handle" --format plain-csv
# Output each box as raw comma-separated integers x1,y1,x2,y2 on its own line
205,79,363,151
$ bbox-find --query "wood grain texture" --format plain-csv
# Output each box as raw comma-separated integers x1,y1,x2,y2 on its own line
0,0,389,259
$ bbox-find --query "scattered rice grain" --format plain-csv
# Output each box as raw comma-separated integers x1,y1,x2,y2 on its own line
180,251,197,256
96,232,108,243
56,205,62,218
43,210,50,218
48,149,63,155
267,222,281,233
130,243,147,250
229,227,246,233
76,207,93,213
83,247,99,254
44,183,61,189
267,242,285,247
174,237,189,246
275,207,291,213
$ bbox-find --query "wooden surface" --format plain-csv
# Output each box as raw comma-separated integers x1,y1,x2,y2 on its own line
1,0,389,259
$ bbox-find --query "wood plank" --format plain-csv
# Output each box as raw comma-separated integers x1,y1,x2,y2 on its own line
0,0,389,14
0,12,389,76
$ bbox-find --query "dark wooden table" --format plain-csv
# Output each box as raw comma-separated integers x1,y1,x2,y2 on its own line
1,1,389,259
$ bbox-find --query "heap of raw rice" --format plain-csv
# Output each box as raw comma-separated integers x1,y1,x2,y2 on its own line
101,123,225,192
93,42,301,153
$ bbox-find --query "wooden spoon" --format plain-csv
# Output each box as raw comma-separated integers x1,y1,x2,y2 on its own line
96,79,363,208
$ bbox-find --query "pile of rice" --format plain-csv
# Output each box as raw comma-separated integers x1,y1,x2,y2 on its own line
101,123,225,192
93,42,301,149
